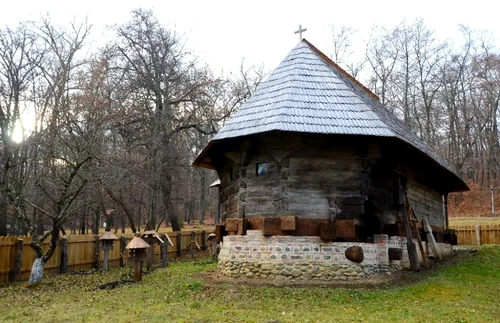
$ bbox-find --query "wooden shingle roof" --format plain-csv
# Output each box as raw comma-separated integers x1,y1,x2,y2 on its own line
194,39,468,192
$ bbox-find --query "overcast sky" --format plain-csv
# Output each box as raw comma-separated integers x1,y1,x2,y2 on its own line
1,0,499,75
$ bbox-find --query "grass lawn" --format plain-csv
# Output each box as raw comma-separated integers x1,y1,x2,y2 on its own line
1,247,499,323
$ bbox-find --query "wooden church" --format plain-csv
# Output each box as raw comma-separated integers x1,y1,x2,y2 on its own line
193,38,468,244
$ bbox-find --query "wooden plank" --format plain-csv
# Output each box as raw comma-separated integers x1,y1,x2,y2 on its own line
422,218,441,260
475,225,481,246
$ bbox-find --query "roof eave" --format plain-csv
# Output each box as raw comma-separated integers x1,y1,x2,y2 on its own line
192,141,216,170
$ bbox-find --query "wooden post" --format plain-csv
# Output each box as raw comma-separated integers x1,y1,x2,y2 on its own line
120,236,127,267
443,193,449,230
103,248,110,271
9,239,23,282
94,235,100,269
211,240,218,261
201,231,207,250
216,186,221,225
475,225,481,246
404,199,420,271
176,232,182,257
207,233,218,261
190,231,196,260
134,260,142,281
60,236,68,273
160,236,168,267
145,243,154,270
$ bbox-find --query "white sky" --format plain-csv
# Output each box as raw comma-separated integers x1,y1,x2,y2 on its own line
1,0,499,76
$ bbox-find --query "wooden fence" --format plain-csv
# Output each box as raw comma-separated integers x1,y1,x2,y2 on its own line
0,230,210,284
450,225,500,246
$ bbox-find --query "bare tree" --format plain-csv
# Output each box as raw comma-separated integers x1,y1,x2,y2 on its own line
365,26,400,106
0,22,43,235
3,17,94,283
329,24,365,78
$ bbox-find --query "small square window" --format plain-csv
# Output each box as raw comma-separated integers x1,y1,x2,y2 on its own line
256,163,267,176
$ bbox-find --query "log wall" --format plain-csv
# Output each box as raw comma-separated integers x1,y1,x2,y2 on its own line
407,180,444,227
217,133,447,237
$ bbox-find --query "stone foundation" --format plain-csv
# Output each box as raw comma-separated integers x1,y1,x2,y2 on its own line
218,230,453,281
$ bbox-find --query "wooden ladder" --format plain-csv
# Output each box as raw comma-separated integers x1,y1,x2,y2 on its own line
406,195,428,267
402,192,427,270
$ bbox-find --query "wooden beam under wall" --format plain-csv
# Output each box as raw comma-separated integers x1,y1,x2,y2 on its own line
335,220,356,239
319,219,336,241
280,216,297,231
263,217,282,236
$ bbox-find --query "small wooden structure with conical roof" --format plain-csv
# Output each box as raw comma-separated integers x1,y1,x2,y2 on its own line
126,233,150,281
141,230,164,270
99,231,118,271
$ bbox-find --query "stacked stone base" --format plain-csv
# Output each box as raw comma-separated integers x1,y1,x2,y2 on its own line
220,261,372,281
218,230,453,281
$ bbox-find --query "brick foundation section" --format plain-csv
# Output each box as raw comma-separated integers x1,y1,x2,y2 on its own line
218,230,453,281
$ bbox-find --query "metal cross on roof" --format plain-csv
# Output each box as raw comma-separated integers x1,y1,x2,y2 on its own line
294,25,307,41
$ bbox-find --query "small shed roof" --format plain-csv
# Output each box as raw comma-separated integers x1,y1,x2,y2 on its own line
194,39,468,192
142,230,164,244
99,231,118,240
126,235,150,249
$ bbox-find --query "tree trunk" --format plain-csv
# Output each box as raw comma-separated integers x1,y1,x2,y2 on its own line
199,170,206,224
28,258,46,284
0,200,7,236
170,214,181,232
